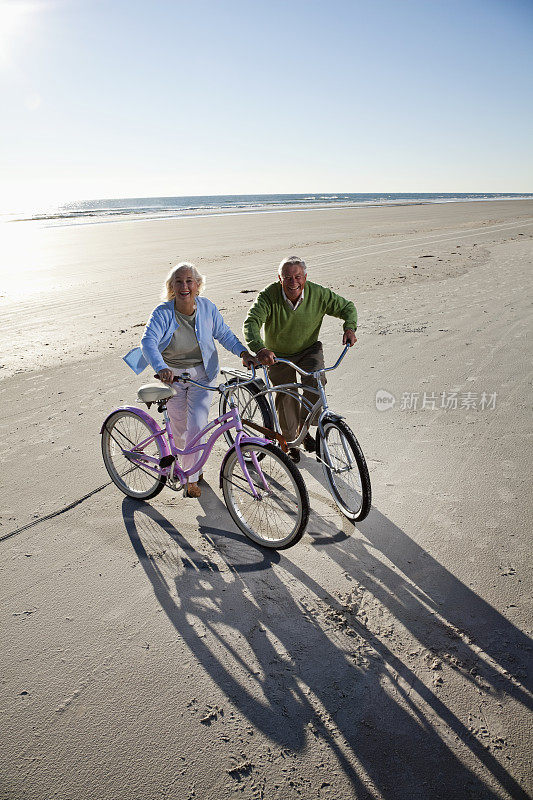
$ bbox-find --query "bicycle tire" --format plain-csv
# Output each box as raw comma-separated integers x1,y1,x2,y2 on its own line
219,379,273,449
102,410,167,500
221,442,309,549
318,419,371,522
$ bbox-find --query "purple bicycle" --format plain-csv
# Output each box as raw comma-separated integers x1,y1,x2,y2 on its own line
100,368,309,549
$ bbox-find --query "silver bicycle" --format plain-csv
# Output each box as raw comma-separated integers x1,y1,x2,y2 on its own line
219,346,371,522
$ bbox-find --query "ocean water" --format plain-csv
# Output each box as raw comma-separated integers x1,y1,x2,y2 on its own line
4,192,532,226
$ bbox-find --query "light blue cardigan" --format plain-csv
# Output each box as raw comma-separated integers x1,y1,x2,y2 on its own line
123,297,246,380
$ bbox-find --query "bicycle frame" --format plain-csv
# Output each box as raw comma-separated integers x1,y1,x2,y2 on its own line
219,346,370,523
102,398,270,498
221,346,351,469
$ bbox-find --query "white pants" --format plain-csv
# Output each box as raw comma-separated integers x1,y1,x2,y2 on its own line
166,364,215,482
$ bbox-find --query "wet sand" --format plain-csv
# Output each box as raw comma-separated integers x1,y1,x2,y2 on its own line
1,200,532,799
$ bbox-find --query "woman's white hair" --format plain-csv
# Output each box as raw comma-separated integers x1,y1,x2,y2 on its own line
162,262,206,300
278,255,307,278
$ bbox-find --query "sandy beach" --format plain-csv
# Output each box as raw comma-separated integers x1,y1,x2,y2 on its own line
1,199,532,799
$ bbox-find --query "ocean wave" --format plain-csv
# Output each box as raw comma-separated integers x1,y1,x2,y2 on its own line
7,193,532,225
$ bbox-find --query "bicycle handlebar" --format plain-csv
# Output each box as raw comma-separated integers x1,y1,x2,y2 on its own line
271,344,350,378
153,364,258,392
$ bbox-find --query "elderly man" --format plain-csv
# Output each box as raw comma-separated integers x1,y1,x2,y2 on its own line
243,256,357,462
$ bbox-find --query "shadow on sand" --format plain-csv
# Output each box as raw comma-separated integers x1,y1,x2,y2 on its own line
121,470,530,799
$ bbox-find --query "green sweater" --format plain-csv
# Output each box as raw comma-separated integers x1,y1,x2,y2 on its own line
243,281,357,357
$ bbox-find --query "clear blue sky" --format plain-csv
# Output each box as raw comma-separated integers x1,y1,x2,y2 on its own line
1,0,531,207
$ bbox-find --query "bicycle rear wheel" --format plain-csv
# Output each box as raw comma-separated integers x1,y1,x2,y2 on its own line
318,419,371,522
222,443,309,549
219,379,273,448
102,410,166,500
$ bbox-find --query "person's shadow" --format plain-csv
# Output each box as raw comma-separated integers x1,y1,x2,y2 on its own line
121,481,530,799
123,456,531,800
300,451,532,699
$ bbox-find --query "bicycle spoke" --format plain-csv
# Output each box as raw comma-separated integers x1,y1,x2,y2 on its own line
222,444,308,548
319,421,371,521
222,475,259,499
102,411,166,500
219,380,272,459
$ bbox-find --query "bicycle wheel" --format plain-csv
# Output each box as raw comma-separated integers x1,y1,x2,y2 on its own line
222,443,309,549
102,410,167,500
318,419,371,522
219,379,273,447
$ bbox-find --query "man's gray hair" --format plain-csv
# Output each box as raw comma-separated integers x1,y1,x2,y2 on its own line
278,256,307,278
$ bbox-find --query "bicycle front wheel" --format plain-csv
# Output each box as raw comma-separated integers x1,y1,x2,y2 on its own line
219,379,273,448
102,410,167,500
222,443,309,549
318,419,371,522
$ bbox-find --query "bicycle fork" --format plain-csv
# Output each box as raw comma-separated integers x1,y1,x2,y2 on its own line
316,411,355,474
233,428,270,500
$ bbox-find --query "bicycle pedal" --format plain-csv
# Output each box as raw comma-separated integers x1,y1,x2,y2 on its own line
159,454,175,468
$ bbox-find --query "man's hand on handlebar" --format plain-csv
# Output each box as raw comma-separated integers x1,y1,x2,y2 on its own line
157,368,174,385
256,347,276,366
343,329,357,347
240,351,259,370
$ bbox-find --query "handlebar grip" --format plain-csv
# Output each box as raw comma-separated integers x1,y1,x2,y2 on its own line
153,372,189,383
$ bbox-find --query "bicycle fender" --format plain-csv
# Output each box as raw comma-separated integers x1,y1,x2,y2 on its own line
235,377,266,390
222,374,266,391
218,436,270,489
317,412,344,452
100,406,172,458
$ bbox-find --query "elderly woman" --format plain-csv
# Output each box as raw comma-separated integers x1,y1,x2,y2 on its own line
124,262,255,498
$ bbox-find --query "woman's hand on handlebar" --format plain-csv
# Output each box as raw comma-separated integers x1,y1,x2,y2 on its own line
157,368,174,385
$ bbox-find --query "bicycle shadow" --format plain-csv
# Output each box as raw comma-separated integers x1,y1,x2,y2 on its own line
121,487,529,799
300,451,532,705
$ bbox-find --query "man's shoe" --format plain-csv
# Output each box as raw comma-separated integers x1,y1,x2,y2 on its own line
302,433,315,452
288,448,301,463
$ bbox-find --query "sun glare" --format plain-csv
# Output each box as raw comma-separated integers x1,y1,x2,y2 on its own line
0,0,41,65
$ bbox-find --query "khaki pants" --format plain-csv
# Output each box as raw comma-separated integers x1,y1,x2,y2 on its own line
267,341,325,444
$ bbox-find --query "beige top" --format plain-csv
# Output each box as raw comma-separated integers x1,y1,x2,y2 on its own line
161,308,203,368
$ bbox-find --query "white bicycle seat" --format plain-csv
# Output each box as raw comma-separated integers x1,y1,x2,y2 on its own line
137,383,177,404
